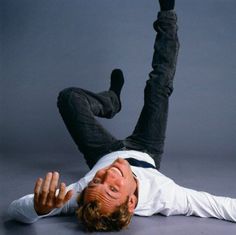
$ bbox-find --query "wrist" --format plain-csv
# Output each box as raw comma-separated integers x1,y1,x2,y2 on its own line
34,205,53,216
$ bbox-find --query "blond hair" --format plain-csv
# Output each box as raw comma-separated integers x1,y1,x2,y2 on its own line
76,190,133,232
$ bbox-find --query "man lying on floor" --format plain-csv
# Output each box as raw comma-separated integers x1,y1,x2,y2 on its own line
7,0,236,232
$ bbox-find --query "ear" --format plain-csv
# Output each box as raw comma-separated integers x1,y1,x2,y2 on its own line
127,194,138,213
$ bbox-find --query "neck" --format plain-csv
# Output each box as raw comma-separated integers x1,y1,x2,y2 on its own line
133,174,139,207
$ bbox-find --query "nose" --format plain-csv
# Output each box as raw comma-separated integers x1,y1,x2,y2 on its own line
101,169,117,183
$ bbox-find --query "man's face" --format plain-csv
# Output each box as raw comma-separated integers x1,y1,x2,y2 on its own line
84,158,138,214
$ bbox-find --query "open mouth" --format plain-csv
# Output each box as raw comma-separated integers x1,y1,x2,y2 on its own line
110,166,123,176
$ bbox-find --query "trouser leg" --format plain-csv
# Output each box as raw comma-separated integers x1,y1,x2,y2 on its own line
124,11,180,169
57,87,124,169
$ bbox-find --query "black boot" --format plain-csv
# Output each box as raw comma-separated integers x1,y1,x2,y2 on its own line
109,69,124,112
159,0,175,11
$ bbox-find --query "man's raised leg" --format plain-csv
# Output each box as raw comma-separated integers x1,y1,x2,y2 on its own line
124,1,179,169
57,69,124,169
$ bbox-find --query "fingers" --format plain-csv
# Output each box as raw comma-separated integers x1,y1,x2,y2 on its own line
33,171,72,211
65,189,74,202
46,172,59,207
55,182,66,208
34,177,43,204
40,172,53,205
55,184,74,208
57,190,74,208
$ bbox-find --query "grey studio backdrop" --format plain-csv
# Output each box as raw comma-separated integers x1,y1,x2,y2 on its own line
1,0,236,235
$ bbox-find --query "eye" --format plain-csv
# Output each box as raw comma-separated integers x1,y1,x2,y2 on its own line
110,186,118,192
93,178,101,184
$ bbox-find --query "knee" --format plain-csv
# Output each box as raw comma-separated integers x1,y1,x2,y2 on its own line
57,87,83,110
57,87,73,106
57,87,87,111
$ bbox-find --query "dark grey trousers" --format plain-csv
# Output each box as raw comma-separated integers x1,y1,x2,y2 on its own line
57,11,179,170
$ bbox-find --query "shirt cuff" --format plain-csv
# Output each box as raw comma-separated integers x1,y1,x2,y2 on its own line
28,198,58,220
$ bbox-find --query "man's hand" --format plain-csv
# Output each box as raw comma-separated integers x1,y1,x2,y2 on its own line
34,172,73,215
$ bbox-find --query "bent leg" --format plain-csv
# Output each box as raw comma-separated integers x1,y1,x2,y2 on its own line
124,11,179,169
57,87,123,169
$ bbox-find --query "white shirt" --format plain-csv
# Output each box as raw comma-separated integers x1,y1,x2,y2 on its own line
7,150,236,223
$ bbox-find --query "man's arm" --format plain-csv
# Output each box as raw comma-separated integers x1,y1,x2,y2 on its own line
183,187,236,222
160,181,236,222
7,172,79,223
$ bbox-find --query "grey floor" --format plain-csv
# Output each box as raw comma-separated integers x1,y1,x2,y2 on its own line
1,0,236,234
1,152,236,235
